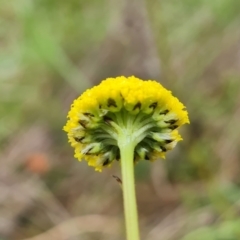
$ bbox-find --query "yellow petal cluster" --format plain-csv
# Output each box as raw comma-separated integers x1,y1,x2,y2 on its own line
64,76,189,171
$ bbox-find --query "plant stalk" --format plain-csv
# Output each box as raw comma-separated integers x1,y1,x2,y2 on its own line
119,136,140,240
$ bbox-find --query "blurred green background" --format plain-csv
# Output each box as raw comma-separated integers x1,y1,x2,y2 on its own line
1,0,240,239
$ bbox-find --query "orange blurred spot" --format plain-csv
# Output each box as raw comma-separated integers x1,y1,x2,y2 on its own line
26,153,49,175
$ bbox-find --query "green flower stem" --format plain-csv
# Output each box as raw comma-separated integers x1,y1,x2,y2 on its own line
118,132,140,240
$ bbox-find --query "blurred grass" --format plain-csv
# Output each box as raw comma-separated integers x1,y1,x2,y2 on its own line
1,0,240,239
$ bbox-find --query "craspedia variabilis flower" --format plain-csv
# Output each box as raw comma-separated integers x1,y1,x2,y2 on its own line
63,76,189,171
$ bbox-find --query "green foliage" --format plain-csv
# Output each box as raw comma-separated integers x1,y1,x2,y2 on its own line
182,220,240,240
0,0,110,143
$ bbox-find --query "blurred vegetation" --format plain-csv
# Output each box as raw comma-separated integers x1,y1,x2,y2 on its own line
1,0,240,239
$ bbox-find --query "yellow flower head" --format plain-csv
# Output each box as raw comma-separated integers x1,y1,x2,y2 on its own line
63,76,189,171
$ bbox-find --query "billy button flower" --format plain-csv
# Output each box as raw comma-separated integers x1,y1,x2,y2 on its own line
63,76,189,240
